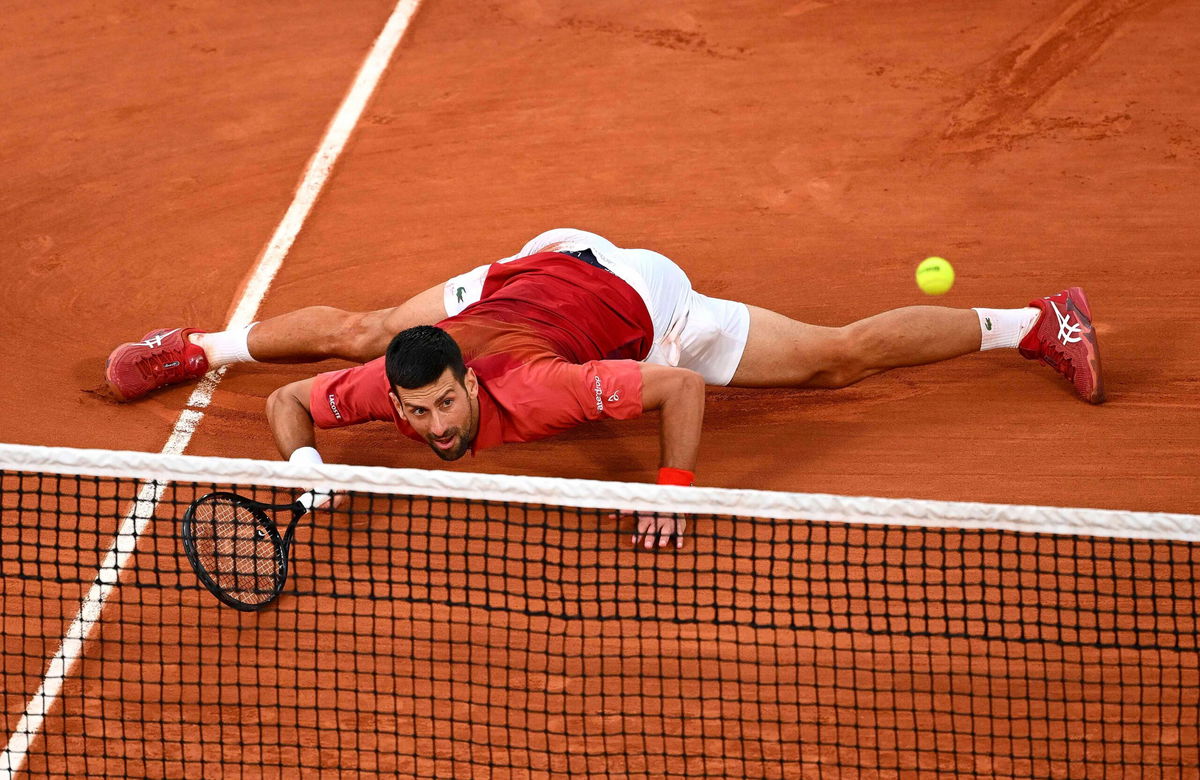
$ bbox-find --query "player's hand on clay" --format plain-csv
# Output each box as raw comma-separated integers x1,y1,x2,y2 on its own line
608,510,687,549
618,511,686,550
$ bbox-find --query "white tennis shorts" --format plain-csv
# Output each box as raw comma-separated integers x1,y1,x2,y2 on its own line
442,228,750,386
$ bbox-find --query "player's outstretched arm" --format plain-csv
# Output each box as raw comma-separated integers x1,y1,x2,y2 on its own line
638,363,705,474
266,378,320,460
265,377,343,509
632,363,705,549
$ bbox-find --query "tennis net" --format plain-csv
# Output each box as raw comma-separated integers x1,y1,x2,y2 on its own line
1,442,1197,778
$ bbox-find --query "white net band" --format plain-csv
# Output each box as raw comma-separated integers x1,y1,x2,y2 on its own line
1,442,1197,542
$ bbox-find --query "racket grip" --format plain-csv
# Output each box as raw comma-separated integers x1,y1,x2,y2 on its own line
297,488,334,512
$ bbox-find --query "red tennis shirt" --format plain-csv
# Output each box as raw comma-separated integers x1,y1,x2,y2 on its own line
309,253,655,452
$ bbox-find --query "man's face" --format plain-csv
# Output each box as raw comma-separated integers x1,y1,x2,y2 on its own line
390,367,479,461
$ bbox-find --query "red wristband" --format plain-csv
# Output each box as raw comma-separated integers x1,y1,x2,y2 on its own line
657,467,695,486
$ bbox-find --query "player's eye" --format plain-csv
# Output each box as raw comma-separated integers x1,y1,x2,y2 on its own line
441,398,454,408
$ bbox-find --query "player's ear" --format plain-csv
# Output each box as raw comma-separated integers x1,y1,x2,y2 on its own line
388,389,404,416
463,368,478,400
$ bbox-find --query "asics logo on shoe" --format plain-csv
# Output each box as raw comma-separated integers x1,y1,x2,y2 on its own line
136,328,182,348
1050,301,1082,345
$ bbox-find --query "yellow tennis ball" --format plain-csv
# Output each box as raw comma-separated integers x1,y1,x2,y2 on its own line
915,256,954,295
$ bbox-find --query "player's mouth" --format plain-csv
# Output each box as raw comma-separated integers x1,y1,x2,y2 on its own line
428,430,467,461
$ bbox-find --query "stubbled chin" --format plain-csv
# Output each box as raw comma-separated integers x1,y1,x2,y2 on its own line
429,439,467,461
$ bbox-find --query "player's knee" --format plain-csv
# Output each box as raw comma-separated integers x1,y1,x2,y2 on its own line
810,328,872,388
332,310,387,361
677,367,706,395
265,383,288,418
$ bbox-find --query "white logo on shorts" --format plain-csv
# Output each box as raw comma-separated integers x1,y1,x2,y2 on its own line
607,390,620,403
593,376,604,412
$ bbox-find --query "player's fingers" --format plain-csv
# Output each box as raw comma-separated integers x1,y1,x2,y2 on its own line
639,514,658,549
639,514,656,548
629,514,687,550
650,516,668,549
630,512,648,546
657,516,677,548
650,515,678,549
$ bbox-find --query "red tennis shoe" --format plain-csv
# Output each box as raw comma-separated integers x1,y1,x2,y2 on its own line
1018,288,1105,404
105,328,210,401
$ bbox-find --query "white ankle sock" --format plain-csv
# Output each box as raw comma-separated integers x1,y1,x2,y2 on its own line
973,307,1041,350
193,324,258,368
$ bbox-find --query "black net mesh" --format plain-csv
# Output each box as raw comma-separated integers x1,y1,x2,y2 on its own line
2,468,1198,778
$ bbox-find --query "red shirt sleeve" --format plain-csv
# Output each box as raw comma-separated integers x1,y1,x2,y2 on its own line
309,357,402,430
486,357,644,444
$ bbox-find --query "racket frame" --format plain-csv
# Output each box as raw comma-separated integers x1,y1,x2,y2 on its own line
180,490,310,611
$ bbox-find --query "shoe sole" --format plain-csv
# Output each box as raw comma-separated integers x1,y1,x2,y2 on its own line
104,342,146,402
1066,287,1105,404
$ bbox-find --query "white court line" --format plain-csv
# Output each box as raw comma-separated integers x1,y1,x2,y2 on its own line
0,2,422,777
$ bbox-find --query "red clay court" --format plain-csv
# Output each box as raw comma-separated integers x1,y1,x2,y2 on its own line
2,0,1198,777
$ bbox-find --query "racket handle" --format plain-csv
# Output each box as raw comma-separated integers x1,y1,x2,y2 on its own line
296,488,334,512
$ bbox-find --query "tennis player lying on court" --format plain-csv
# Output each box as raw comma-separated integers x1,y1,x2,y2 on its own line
105,228,1104,548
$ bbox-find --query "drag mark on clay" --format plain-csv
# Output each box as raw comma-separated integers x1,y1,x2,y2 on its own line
782,1,840,17
559,17,747,60
942,0,1169,149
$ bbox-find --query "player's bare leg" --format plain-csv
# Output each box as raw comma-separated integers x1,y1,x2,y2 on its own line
727,286,1102,401
731,304,1005,388
218,283,447,365
105,283,447,401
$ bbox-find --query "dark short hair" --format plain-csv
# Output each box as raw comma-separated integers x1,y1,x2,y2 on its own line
385,326,467,390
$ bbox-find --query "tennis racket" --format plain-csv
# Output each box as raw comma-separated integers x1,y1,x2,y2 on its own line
181,489,324,611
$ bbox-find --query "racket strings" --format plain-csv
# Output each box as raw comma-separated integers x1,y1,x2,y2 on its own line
191,497,281,604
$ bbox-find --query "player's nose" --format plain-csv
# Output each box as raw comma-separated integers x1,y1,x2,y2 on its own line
428,411,450,437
